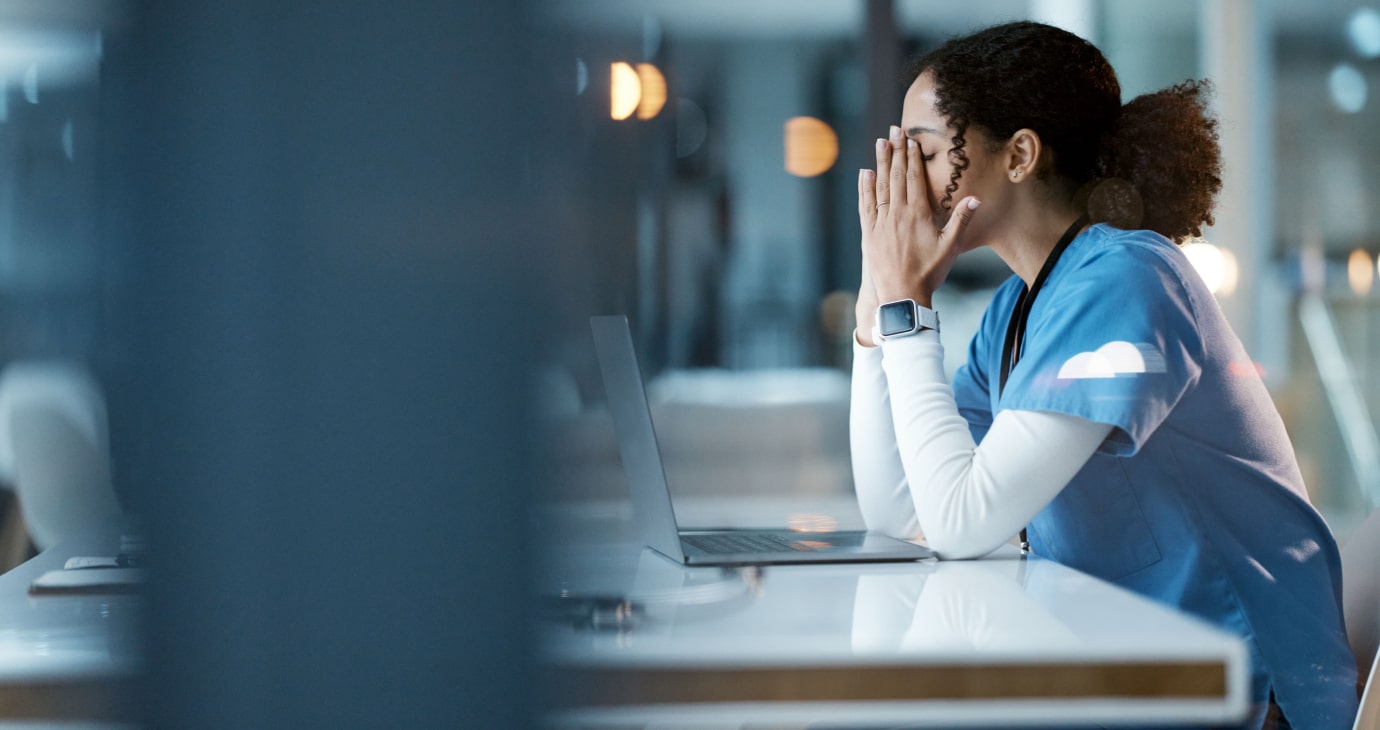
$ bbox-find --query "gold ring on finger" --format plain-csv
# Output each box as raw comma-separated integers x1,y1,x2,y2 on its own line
876,202,889,209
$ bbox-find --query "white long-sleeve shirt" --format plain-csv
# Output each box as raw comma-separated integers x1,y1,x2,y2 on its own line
850,330,1112,559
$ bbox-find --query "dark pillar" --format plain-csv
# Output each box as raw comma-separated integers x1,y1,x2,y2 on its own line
864,0,904,148
104,3,548,727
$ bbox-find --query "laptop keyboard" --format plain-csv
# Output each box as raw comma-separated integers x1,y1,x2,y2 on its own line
682,532,816,554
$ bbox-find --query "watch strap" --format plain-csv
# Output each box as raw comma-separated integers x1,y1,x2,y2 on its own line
914,304,940,332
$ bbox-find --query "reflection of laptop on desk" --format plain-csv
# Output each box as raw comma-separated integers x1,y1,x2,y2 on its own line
591,315,934,566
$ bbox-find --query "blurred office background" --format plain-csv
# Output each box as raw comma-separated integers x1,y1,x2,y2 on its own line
538,0,1380,541
0,0,1378,726
0,1,553,727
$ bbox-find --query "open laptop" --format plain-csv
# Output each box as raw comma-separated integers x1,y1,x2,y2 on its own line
591,315,934,566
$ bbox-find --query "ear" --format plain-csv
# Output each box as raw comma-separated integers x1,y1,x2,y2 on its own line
1006,129,1044,183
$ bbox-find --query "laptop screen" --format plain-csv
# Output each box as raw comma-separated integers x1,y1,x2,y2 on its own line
590,315,686,562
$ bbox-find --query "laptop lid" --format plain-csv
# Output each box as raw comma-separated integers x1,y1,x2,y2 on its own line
590,315,687,563
591,315,932,567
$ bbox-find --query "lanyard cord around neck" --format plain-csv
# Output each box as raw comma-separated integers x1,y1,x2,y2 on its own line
999,215,1087,554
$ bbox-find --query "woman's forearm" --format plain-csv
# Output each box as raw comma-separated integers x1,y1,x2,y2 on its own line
852,331,1112,558
850,335,920,537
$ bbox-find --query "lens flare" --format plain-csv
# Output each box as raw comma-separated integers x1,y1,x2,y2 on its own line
675,97,708,158
1348,7,1380,59
575,58,588,96
1329,64,1368,114
1182,239,1238,297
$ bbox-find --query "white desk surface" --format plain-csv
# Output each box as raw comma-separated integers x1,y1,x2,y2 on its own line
541,497,1252,728
0,531,139,721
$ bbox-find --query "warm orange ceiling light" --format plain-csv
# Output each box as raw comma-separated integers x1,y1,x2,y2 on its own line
1349,248,1374,295
784,116,838,177
635,63,667,120
610,62,641,121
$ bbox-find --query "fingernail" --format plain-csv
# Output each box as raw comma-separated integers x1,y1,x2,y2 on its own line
907,138,916,149
876,138,888,153
967,198,981,210
889,126,901,143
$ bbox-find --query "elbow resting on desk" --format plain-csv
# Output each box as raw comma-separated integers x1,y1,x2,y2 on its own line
914,464,1018,560
856,453,1027,560
917,521,1009,561
860,503,1007,560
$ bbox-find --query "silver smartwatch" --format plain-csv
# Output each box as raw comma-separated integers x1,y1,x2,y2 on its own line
876,299,940,340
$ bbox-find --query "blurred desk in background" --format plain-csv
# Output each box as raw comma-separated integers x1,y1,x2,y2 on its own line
0,531,138,721
548,367,855,501
540,498,1251,729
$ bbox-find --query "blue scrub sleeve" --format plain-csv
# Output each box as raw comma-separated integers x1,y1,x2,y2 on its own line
952,309,996,444
997,245,1204,456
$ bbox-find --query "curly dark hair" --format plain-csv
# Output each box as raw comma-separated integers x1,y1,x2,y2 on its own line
907,21,1221,242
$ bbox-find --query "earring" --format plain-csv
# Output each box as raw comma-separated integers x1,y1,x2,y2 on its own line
1011,169,1021,179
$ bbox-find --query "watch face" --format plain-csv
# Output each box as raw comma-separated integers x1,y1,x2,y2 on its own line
878,301,916,336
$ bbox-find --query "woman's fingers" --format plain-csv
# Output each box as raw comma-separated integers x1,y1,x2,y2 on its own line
938,196,982,252
874,137,891,210
888,126,907,207
861,127,972,303
858,169,877,232
905,136,928,212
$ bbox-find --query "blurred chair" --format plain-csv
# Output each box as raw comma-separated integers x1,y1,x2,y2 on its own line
1344,507,1380,730
0,361,122,554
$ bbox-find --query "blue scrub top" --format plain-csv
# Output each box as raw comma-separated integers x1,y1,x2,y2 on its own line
952,224,1358,729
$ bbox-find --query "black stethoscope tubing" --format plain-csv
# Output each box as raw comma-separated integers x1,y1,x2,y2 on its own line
998,215,1088,553
998,215,1089,398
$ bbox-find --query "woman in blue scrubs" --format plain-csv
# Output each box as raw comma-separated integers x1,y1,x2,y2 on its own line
850,21,1358,729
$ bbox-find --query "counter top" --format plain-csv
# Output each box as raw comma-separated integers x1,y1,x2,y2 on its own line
542,529,1250,727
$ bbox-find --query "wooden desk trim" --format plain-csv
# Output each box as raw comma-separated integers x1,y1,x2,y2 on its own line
551,661,1227,708
0,677,139,721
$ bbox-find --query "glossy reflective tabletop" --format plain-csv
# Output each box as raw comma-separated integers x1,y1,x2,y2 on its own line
0,531,139,721
540,498,1251,728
